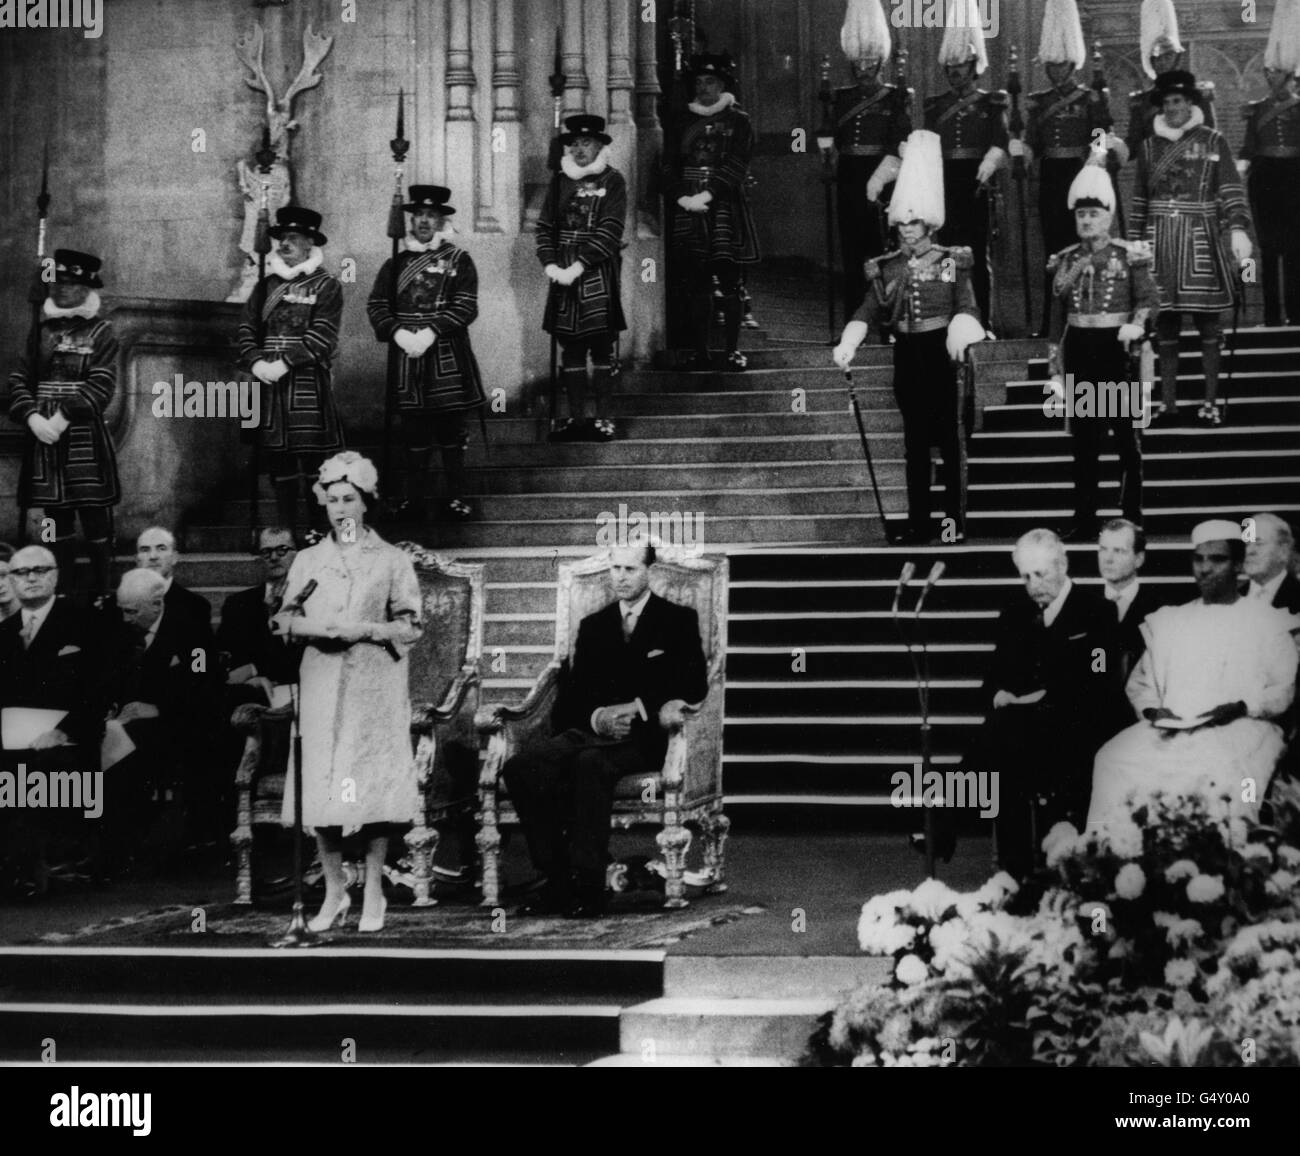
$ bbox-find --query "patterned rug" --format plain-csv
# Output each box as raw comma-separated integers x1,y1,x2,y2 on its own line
32,897,762,951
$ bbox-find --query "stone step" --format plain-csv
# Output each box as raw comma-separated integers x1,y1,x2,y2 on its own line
467,486,882,521
972,448,1300,484
662,955,891,1000
602,382,895,412
469,434,895,467
981,395,1300,432
585,1053,794,1066
472,459,903,495
619,996,833,1061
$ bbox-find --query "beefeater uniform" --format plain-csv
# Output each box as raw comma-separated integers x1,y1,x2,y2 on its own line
537,115,627,435
1047,185,1159,530
670,53,760,368
8,248,119,596
367,187,485,514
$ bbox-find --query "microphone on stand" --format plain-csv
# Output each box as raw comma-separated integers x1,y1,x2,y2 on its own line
281,578,318,617
911,560,944,878
891,560,916,617
914,561,945,616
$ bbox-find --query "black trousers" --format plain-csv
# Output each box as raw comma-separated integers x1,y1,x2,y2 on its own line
837,157,890,320
1062,326,1143,524
893,330,963,535
939,158,991,326
502,729,655,890
1250,158,1300,326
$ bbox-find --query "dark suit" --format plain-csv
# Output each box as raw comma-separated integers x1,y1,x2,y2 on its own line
503,593,708,893
165,582,214,638
216,584,300,687
0,598,106,748
965,582,1110,876
1094,581,1168,741
1268,572,1300,614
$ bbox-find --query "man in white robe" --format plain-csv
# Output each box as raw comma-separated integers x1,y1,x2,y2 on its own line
1087,519,1299,834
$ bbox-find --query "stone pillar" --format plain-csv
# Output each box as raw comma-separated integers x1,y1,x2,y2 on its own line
634,0,663,237
445,0,477,225
483,0,521,234
562,0,590,116
608,0,637,195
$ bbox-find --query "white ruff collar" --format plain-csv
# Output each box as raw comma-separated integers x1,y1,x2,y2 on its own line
268,247,324,280
562,147,611,180
405,231,455,253
43,291,102,320
688,91,736,117
1154,105,1205,141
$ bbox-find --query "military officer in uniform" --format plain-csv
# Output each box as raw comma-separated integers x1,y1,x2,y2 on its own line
1126,0,1216,159
237,206,345,536
537,115,627,443
1132,71,1253,428
1240,0,1300,328
1025,0,1129,337
831,0,911,320
924,1,1008,329
7,249,119,601
833,130,985,546
368,186,485,522
669,52,760,373
1046,164,1159,541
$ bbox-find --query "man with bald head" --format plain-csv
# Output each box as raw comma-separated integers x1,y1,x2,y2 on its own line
106,566,222,853
1245,512,1300,612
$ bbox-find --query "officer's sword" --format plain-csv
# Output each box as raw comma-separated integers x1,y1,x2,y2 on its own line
844,366,896,545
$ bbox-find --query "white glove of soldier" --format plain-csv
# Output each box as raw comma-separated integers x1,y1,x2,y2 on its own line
47,411,70,435
27,413,59,445
832,343,857,370
865,172,886,204
1105,133,1129,165
263,359,290,383
557,261,585,286
1236,159,1251,178
251,359,279,385
543,263,564,282
946,313,986,361
1117,323,1145,347
975,147,1006,186
411,328,436,355
1230,228,1253,264
393,329,423,356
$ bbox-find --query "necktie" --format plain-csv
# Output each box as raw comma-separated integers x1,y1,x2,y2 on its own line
266,585,285,618
21,614,37,649
623,610,636,641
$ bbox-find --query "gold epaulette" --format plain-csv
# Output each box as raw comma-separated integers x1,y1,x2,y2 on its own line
1046,243,1079,273
943,245,974,270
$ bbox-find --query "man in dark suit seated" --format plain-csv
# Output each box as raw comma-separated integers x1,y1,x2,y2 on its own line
106,567,221,858
135,525,214,639
0,546,106,893
217,526,301,706
502,545,709,917
959,529,1109,877
1093,518,1169,741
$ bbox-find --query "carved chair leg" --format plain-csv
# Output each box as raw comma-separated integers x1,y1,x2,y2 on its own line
476,804,502,908
233,783,253,905
701,810,730,893
656,822,693,909
405,823,440,907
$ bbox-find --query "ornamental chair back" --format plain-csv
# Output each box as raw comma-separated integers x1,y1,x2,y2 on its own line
231,544,484,905
475,546,728,909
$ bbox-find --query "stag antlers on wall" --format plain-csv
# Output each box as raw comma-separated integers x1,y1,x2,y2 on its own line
235,22,335,148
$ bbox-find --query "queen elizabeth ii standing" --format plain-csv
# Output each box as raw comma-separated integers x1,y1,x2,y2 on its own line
273,452,423,932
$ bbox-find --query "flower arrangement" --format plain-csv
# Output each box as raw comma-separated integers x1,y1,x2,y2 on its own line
805,789,1300,1067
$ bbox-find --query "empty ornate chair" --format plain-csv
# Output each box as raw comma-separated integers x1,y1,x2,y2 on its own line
231,544,484,905
475,547,729,909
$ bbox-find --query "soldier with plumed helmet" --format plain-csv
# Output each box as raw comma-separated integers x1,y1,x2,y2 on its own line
1046,163,1159,541
1125,0,1217,159
831,0,912,320
923,0,1009,328
833,130,985,546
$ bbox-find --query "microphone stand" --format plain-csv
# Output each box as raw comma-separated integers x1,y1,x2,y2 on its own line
271,594,317,948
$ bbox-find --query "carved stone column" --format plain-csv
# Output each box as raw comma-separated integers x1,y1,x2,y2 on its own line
562,0,590,116
608,0,637,202
483,0,521,234
634,0,663,237
445,0,477,225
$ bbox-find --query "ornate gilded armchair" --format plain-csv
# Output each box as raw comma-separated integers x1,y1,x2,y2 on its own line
231,544,484,906
475,547,728,909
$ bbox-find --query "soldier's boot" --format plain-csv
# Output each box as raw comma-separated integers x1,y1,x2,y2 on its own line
1198,341,1223,426
590,360,617,441
720,292,743,355
690,290,714,361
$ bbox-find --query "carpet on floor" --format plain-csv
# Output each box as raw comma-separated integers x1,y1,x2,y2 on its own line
30,897,764,950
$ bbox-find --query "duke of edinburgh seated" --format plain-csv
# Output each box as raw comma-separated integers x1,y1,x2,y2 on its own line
485,545,717,919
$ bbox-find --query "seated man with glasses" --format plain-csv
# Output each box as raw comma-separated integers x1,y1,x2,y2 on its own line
0,546,107,893
0,543,21,624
